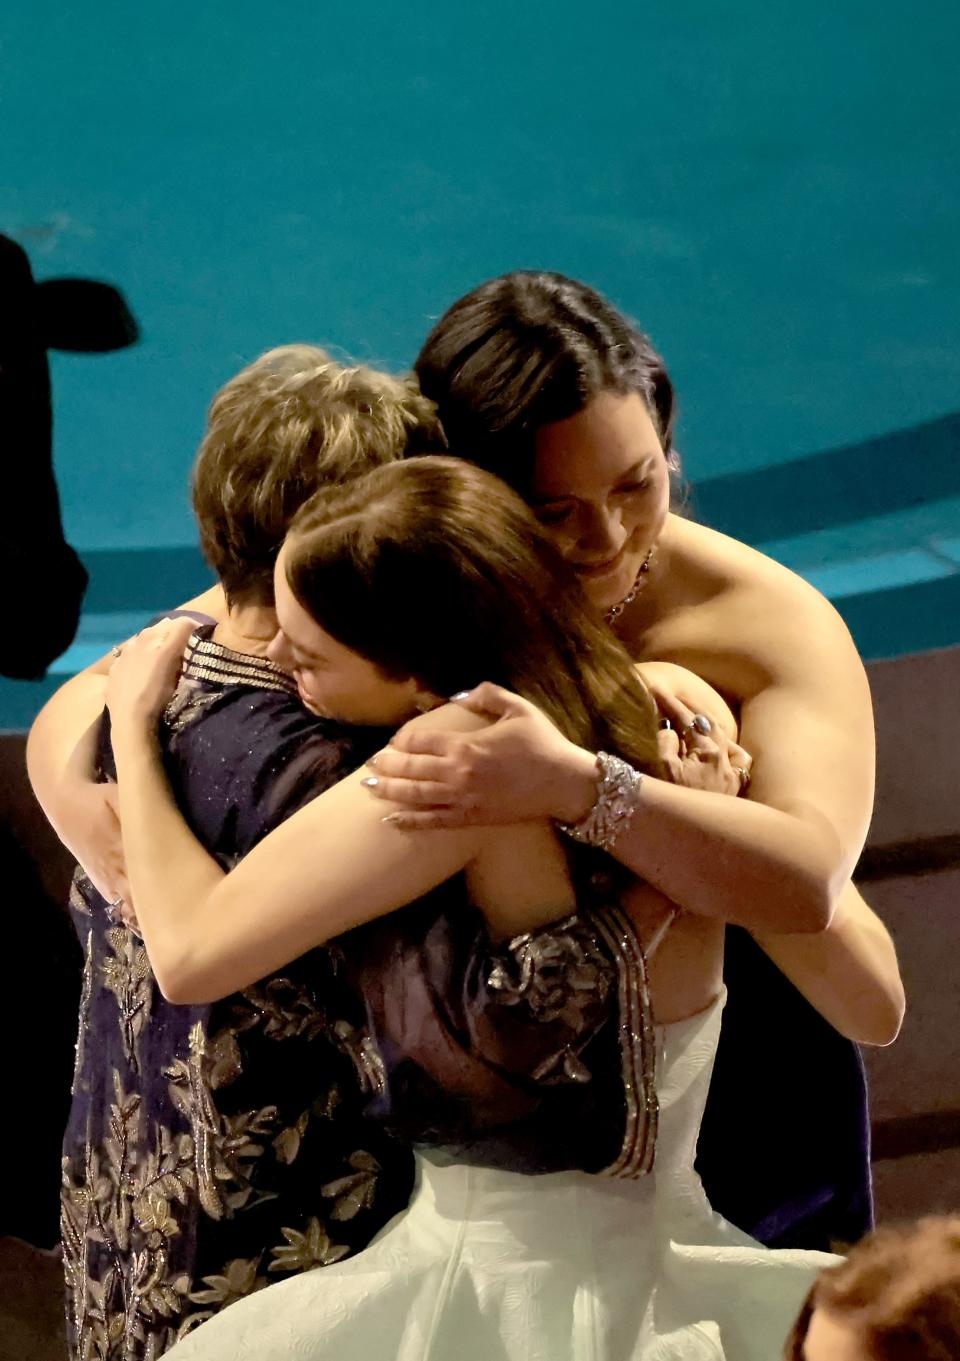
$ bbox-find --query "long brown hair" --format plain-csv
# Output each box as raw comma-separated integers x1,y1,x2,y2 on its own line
785,1217,960,1360
285,457,661,772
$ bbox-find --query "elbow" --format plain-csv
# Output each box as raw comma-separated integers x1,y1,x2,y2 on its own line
154,972,205,1006
857,989,906,1049
797,856,852,935
152,955,224,1007
788,878,836,935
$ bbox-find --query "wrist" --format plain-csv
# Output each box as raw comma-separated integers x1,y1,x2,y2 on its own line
553,744,605,824
557,752,645,853
110,715,160,762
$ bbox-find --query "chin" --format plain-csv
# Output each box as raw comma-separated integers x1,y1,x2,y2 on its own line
583,562,642,612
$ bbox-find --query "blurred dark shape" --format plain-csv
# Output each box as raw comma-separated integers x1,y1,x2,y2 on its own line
0,233,139,678
0,818,81,1245
36,277,139,352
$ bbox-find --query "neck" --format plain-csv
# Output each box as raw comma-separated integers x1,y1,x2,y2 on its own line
213,602,278,657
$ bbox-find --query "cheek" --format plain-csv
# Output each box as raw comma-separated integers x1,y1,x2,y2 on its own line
628,486,670,538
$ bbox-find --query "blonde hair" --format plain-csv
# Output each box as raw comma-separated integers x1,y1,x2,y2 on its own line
192,345,446,604
785,1217,960,1360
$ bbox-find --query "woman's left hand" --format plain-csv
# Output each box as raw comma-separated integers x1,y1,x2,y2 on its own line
106,617,197,735
362,682,599,830
638,664,753,797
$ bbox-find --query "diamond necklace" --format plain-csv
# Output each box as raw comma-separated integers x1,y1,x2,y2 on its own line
603,546,655,625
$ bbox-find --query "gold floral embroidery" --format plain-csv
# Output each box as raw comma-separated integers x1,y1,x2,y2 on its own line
322,1150,382,1222
63,946,363,1359
165,1021,277,1220
187,1256,264,1308
268,1219,351,1273
272,1110,310,1166
100,927,152,1074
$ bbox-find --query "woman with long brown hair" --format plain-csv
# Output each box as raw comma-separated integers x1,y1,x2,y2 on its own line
101,456,891,1360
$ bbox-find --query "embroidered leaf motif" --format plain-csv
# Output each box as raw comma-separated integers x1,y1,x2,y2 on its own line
207,1029,243,1091
321,1150,382,1221
273,1109,310,1165
188,1257,263,1306
268,1219,350,1273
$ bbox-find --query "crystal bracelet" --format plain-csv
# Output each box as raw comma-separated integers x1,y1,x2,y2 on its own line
557,751,645,853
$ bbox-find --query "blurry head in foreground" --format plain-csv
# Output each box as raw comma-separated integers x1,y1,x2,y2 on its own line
787,1217,960,1360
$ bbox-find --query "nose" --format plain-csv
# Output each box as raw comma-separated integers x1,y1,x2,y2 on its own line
577,504,626,560
266,629,292,667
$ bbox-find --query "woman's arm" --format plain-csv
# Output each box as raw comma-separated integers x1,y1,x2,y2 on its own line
26,586,227,892
106,620,508,1004
364,582,873,934
752,882,904,1046
25,661,125,899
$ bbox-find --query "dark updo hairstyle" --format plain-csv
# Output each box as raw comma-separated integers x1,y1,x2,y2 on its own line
414,271,678,498
285,456,661,771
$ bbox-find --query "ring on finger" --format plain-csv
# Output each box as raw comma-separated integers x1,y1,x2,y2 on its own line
658,718,673,731
110,646,122,659
733,766,751,791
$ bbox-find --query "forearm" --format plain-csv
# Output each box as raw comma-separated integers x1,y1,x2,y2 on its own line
557,747,843,933
752,882,905,1046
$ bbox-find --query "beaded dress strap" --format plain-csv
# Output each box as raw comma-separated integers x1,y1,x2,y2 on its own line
590,903,659,1179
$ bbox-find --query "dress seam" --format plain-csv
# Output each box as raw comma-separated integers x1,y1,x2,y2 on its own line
422,1167,475,1359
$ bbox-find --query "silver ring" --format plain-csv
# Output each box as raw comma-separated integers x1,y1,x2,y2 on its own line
691,713,712,736
110,646,122,659
734,766,751,791
108,895,124,908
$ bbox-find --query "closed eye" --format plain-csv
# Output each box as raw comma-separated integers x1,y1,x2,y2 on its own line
533,503,575,526
292,649,326,670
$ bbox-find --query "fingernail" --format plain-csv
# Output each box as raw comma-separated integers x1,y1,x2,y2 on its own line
381,813,401,825
360,776,379,789
449,690,471,702
658,718,672,730
365,753,380,768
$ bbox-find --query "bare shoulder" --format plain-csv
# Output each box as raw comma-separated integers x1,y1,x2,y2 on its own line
642,516,866,701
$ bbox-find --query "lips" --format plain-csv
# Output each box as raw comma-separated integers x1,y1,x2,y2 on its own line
296,679,321,714
572,548,627,579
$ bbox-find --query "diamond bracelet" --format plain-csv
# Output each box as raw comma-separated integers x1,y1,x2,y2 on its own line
557,751,644,853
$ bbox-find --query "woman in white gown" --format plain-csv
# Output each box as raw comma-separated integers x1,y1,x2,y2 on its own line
104,457,898,1360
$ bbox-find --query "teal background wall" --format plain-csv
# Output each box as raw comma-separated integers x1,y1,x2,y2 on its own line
2,0,959,723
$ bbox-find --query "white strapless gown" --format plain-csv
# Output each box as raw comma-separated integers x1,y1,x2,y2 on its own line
165,992,836,1360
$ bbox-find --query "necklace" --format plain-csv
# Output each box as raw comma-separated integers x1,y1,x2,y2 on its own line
603,546,655,625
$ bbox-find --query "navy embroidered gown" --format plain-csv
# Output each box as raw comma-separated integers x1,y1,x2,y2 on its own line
61,629,414,1360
